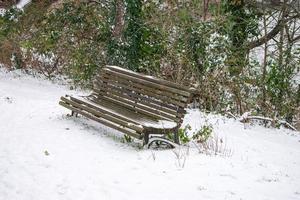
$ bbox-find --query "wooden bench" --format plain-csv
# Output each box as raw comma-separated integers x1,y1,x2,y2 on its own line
59,65,194,147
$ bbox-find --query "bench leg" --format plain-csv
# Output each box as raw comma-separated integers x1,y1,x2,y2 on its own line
71,111,78,117
174,131,180,144
143,133,149,145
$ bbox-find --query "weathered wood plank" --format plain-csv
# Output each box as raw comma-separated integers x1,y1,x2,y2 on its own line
94,78,181,112
96,75,187,108
59,101,143,139
91,95,181,123
93,86,181,119
105,65,192,93
68,96,142,125
95,72,188,110
61,97,144,132
101,72,189,103
70,94,179,126
94,91,180,122
101,71,189,102
103,68,191,97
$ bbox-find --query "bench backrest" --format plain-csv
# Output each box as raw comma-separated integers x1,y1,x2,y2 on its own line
93,65,194,125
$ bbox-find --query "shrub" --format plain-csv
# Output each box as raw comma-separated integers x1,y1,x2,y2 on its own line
122,134,133,143
192,124,213,143
178,125,192,144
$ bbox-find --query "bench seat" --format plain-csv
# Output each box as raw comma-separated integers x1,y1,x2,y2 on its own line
60,95,178,139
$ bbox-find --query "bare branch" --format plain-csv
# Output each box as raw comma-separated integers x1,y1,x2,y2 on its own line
292,34,300,43
247,13,300,50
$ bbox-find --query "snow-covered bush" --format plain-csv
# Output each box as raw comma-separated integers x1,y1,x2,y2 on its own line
177,125,192,144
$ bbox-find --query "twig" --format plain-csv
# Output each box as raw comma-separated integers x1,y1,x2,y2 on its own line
240,115,298,131
226,112,237,119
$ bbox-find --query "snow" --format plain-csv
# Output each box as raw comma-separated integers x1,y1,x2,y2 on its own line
0,69,300,200
107,65,158,80
16,0,31,9
293,71,300,85
0,8,5,15
143,120,177,129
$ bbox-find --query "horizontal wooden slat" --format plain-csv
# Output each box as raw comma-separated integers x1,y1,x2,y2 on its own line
67,95,179,129
101,71,188,103
59,101,142,139
96,73,185,110
105,65,192,93
95,78,181,112
61,96,144,132
94,84,182,115
68,96,142,126
96,75,187,108
101,72,188,103
91,95,181,123
93,88,179,121
95,86,180,116
103,68,191,97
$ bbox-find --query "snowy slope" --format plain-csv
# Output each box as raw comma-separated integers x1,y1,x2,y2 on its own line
0,69,300,200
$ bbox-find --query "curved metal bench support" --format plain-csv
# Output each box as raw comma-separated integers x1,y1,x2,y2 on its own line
147,136,179,149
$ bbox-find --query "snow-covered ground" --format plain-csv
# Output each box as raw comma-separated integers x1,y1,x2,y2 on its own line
0,69,300,200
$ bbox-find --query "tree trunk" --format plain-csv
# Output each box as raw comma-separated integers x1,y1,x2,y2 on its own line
261,10,268,112
112,0,125,40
